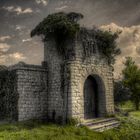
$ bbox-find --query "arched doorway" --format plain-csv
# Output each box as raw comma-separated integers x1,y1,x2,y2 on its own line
84,75,105,119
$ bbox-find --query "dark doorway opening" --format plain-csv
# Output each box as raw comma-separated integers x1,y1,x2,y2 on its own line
84,75,99,119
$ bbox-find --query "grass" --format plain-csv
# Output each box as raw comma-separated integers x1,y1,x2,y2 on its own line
104,120,140,140
0,116,139,140
129,111,140,120
117,101,140,120
118,101,134,112
0,121,106,140
0,101,139,140
104,101,140,140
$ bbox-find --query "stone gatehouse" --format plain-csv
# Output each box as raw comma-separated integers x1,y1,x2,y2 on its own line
0,28,114,122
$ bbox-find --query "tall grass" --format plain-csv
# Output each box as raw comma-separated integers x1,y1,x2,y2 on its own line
0,101,139,140
104,118,140,140
0,121,105,140
0,117,140,140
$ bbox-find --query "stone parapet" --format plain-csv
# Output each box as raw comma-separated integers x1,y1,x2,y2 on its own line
10,62,48,121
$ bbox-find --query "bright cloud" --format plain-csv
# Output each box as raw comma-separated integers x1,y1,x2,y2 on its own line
3,6,14,11
0,36,11,42
0,43,26,65
2,6,33,15
55,5,68,11
11,52,25,59
0,52,26,65
0,43,11,53
15,25,25,31
100,23,140,78
35,0,48,6
22,38,32,42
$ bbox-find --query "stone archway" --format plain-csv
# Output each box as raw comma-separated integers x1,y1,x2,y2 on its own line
83,75,106,119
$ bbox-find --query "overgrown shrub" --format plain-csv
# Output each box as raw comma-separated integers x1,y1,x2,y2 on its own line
95,30,121,64
67,117,80,125
104,118,140,140
31,12,121,65
31,12,83,55
114,80,131,104
122,57,140,110
80,27,121,65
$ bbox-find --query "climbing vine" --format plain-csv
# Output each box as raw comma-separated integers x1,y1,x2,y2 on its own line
80,27,121,65
31,12,83,55
0,69,18,120
31,12,121,65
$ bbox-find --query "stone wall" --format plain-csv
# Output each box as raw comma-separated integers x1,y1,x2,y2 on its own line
0,28,115,122
65,37,114,120
44,39,65,121
62,37,115,121
44,35,115,122
66,60,114,120
7,28,115,122
11,63,48,121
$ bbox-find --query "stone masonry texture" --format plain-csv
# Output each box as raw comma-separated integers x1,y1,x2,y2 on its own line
10,63,48,121
1,28,115,122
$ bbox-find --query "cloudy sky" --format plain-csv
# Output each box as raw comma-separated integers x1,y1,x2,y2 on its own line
0,0,140,77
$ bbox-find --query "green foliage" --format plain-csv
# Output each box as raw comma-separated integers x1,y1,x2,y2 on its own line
114,80,131,104
80,27,121,65
31,12,83,54
118,101,134,112
104,118,140,140
0,69,17,120
80,27,121,64
67,118,80,125
122,57,140,110
0,117,140,140
129,111,140,120
0,121,105,140
31,12,120,64
95,30,121,64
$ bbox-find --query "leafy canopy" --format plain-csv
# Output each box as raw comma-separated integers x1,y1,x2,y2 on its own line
114,80,131,104
31,12,120,64
95,30,121,64
122,57,140,110
31,12,83,40
31,12,83,54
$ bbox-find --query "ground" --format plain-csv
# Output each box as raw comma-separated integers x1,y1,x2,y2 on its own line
118,101,140,120
0,101,139,140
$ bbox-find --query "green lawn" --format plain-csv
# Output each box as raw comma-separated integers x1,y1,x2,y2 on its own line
118,101,134,112
0,116,139,140
129,111,140,120
0,121,106,140
0,101,139,140
118,101,140,120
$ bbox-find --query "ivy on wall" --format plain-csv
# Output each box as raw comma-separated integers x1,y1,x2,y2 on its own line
0,68,18,120
31,12,121,65
31,12,83,55
80,27,121,65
